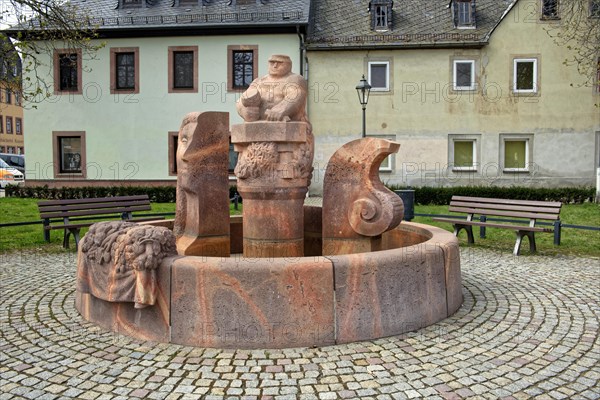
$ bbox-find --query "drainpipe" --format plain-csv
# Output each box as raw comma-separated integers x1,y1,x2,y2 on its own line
297,25,307,78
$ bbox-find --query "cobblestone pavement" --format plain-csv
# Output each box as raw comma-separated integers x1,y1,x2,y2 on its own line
1,248,599,400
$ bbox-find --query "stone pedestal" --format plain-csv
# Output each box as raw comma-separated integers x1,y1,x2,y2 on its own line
231,121,312,258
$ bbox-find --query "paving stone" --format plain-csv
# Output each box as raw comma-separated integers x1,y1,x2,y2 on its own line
1,250,598,399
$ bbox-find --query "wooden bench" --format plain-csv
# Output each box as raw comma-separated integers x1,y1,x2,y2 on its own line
38,195,162,249
432,196,562,256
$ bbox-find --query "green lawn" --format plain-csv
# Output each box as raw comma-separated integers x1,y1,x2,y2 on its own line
0,198,240,254
413,203,600,258
1,198,598,257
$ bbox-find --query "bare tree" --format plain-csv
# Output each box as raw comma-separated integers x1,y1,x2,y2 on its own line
1,0,102,105
545,0,600,88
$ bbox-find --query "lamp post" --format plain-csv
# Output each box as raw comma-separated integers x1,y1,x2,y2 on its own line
356,75,372,138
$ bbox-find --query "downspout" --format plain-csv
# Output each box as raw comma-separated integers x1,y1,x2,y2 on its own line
297,25,307,79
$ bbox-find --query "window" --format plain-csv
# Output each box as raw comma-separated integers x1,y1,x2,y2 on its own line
369,0,393,31
229,140,238,174
591,0,600,17
375,6,388,29
168,131,178,176
15,92,21,106
18,147,24,155
0,116,3,133
449,135,479,171
121,0,143,7
4,89,11,104
110,47,140,94
0,146,4,153
54,49,82,94
541,0,559,19
110,47,139,94
455,0,475,27
368,61,390,92
168,46,198,93
7,146,14,154
228,45,258,91
15,118,21,135
53,131,86,177
6,117,12,134
453,60,476,91
500,134,533,172
513,58,538,94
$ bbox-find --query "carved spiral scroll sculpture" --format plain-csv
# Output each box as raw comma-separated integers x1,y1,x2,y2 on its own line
322,138,404,254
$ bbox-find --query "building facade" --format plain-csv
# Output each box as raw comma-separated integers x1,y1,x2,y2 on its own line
10,0,310,186
0,36,24,155
306,0,600,193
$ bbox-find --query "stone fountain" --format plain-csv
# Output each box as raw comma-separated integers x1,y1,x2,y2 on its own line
75,55,462,349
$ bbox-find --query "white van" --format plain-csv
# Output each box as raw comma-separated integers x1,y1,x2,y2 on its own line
0,157,25,188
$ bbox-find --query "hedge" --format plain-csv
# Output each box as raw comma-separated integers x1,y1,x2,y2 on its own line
5,184,595,205
5,185,240,203
386,185,596,205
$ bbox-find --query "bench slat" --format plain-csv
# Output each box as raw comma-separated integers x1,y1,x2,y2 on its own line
451,196,562,208
432,218,552,232
449,201,561,215
40,205,152,220
37,195,150,207
448,206,560,221
39,200,150,213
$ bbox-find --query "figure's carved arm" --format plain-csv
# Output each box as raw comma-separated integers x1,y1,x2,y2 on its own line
265,76,308,121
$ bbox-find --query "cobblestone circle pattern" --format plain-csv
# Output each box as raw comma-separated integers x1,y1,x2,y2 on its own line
1,248,599,400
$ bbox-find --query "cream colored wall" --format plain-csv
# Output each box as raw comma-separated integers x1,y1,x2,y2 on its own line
23,34,300,181
307,1,600,192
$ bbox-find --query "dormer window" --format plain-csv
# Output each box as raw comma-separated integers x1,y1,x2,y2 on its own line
121,0,145,8
369,0,393,31
453,0,476,28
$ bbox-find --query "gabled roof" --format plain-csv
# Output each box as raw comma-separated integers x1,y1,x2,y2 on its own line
6,0,311,37
307,0,518,49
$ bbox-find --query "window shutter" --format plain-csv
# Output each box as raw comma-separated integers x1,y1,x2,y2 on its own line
386,4,393,29
470,0,476,26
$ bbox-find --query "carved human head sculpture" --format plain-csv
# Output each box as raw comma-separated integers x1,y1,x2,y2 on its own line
176,112,203,192
268,54,292,77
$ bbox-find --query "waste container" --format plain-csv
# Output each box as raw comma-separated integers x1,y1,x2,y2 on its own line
394,189,415,221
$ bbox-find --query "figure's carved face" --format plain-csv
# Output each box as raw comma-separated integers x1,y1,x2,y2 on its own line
176,120,198,191
268,56,292,78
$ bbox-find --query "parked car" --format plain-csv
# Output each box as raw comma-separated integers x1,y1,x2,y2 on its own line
0,153,25,175
0,158,24,188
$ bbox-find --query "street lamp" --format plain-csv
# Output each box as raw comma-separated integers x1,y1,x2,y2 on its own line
356,75,371,138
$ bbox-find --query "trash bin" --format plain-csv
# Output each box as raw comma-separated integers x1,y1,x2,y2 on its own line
394,189,415,221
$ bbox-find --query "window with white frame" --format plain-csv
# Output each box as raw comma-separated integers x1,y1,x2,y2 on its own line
453,60,476,91
500,134,533,172
368,61,390,91
449,135,480,171
455,0,475,27
513,58,538,93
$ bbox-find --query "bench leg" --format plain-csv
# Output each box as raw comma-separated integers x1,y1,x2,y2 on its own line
453,224,475,244
514,231,536,256
63,228,81,249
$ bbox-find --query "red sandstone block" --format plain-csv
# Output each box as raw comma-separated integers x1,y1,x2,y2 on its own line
170,256,335,349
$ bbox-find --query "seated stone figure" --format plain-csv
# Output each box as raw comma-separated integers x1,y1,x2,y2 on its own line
234,54,314,182
237,54,310,124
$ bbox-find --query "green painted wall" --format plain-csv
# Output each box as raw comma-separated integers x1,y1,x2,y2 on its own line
24,34,300,181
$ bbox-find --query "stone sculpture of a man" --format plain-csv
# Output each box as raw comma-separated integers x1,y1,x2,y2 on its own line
236,54,309,124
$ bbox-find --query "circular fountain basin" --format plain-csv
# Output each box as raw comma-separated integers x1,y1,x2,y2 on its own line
75,206,462,349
